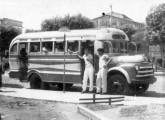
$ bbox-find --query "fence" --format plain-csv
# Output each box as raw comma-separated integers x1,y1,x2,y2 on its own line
79,94,124,105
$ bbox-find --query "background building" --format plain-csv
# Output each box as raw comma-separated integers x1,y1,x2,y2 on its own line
0,18,23,33
93,12,145,30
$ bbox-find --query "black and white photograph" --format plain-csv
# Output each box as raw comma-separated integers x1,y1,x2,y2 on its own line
0,0,165,120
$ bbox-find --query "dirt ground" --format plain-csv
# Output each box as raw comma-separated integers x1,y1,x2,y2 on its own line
1,71,165,120
0,96,89,120
85,104,165,120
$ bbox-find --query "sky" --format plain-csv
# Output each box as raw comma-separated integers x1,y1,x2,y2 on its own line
0,0,164,30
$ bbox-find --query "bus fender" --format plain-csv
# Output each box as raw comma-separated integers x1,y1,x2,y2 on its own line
108,67,131,84
28,69,43,82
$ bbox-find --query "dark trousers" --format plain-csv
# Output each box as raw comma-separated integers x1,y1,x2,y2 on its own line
0,73,2,87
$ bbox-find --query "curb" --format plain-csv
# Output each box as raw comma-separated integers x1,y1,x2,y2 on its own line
77,105,109,120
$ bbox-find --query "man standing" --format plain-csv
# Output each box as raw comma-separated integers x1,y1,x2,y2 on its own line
77,48,94,93
96,48,112,94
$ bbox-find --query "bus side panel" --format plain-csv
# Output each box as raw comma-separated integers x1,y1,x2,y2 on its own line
28,54,82,83
40,74,82,84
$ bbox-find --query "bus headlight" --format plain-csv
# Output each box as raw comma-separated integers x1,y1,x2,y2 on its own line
135,65,139,71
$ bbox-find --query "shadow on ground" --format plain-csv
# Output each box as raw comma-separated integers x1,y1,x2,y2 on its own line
2,83,24,88
137,91,165,98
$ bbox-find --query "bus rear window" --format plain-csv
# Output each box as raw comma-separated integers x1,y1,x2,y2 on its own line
10,43,17,54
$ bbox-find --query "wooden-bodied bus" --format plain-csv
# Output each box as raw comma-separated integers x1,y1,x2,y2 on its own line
9,28,156,94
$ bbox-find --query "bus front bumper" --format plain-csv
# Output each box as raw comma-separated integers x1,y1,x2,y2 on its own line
131,76,157,84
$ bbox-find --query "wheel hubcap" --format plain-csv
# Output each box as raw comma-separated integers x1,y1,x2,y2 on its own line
112,80,125,93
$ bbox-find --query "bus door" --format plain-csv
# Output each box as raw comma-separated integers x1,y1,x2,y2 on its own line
80,40,94,56
64,40,82,83
94,40,113,73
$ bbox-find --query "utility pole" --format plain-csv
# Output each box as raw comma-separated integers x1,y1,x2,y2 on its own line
110,4,112,27
59,26,70,93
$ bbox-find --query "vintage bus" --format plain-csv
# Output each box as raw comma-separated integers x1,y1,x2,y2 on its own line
9,28,156,95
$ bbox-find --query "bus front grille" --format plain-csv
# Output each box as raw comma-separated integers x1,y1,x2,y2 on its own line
136,66,154,77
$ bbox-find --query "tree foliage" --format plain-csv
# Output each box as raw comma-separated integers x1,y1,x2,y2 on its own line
145,3,165,45
131,30,145,50
25,29,41,33
0,25,21,52
41,14,94,31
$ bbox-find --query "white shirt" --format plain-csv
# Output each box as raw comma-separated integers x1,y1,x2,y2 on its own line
83,54,93,68
99,54,109,69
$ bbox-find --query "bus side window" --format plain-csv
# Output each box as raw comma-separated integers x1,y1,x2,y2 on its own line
10,43,18,54
54,41,64,53
42,42,53,53
30,42,40,52
67,41,79,53
19,43,28,54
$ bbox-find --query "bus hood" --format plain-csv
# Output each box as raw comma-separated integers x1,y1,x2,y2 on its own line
111,54,147,63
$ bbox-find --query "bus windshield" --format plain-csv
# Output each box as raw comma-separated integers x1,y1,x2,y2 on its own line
103,41,137,54
103,41,128,54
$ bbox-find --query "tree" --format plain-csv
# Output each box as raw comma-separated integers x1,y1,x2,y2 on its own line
132,30,145,51
120,24,136,40
41,16,63,31
146,3,165,53
41,14,94,31
131,30,149,55
0,25,21,53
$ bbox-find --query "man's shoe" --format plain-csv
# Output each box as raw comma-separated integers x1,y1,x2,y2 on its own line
81,91,87,93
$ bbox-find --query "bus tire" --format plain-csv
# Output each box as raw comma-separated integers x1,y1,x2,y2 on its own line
130,84,149,95
107,74,130,95
30,74,42,89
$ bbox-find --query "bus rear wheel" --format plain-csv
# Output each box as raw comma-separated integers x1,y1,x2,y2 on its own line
107,74,130,95
30,74,42,89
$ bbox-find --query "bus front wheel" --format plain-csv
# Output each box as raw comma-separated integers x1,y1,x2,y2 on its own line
130,84,149,94
107,74,130,95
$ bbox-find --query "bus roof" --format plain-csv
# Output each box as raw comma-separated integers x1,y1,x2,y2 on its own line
12,28,129,42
